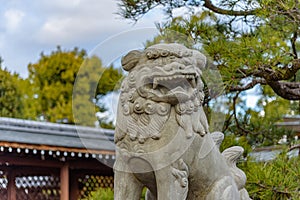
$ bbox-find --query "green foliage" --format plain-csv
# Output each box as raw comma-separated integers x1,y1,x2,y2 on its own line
99,121,115,130
81,153,300,200
82,187,147,200
16,78,41,120
28,46,86,124
82,188,114,200
131,0,300,146
96,65,123,96
241,151,300,199
220,134,252,156
0,64,23,118
148,10,295,95
72,55,123,127
223,90,294,147
28,47,123,126
245,87,295,146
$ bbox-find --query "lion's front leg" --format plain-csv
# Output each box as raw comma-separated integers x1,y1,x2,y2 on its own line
155,159,189,200
114,171,144,200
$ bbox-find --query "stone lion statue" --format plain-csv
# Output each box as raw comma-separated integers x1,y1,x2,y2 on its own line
114,43,251,200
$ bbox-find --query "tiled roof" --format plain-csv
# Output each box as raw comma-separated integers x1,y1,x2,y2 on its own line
0,117,115,152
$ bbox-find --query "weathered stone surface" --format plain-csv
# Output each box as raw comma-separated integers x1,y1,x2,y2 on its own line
114,43,251,200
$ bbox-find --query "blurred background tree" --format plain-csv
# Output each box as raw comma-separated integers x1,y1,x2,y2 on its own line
26,46,122,127
28,46,86,123
0,57,23,118
72,54,122,127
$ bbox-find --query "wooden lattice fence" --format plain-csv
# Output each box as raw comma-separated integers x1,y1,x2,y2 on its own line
0,169,114,200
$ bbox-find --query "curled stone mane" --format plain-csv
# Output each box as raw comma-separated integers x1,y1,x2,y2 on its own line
115,43,209,144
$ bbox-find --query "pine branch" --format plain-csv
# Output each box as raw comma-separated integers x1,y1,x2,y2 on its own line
229,79,266,92
203,0,258,16
268,81,300,100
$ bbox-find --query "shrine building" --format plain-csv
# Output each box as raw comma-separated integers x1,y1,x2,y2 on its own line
0,117,115,200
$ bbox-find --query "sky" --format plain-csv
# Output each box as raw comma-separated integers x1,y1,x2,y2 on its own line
0,0,165,78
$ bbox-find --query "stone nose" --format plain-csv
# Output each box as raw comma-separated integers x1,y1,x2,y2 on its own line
163,62,185,72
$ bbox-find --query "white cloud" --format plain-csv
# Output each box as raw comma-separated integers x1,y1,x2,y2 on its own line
4,9,25,32
36,15,124,45
0,0,165,77
35,0,164,46
35,0,128,45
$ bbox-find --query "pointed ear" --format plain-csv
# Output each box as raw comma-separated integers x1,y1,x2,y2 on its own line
121,50,142,71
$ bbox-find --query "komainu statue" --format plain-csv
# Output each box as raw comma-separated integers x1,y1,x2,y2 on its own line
114,43,251,200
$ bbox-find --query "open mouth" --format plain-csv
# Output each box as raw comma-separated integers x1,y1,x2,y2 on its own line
151,73,197,92
136,72,200,104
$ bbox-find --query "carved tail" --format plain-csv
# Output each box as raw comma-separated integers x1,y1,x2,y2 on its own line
222,146,246,190
222,146,252,200
211,132,252,200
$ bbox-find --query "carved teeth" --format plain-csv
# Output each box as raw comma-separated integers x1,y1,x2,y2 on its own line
191,78,196,88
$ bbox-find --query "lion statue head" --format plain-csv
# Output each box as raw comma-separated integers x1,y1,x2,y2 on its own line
115,43,209,144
